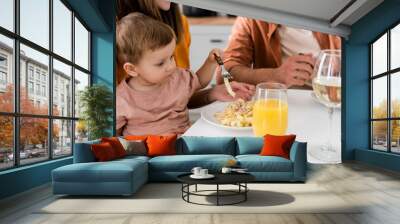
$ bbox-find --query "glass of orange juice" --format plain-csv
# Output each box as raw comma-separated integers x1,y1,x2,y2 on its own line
252,82,288,137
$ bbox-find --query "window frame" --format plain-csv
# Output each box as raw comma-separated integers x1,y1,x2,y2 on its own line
0,0,92,171
370,20,400,154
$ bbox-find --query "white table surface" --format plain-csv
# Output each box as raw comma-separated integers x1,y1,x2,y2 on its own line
185,89,341,164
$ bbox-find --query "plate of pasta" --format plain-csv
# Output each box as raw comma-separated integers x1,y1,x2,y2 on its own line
201,99,254,130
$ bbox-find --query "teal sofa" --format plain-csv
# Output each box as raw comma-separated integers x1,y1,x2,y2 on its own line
52,137,307,196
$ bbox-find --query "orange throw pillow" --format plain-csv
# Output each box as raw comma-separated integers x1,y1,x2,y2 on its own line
101,137,126,158
146,135,177,157
260,134,296,159
91,142,117,161
125,135,148,141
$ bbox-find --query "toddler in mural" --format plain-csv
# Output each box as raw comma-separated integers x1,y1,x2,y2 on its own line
116,13,252,136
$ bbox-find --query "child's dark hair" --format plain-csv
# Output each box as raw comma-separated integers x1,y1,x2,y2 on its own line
116,12,176,65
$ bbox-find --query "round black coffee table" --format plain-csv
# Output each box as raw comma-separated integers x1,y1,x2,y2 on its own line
177,173,255,206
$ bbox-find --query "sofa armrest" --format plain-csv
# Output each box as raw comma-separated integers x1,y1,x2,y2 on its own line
289,141,307,181
73,140,100,163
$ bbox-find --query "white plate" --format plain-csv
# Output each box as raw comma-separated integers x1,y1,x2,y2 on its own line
190,174,215,179
200,102,252,131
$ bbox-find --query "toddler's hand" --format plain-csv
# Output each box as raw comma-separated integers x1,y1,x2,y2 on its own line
207,48,224,63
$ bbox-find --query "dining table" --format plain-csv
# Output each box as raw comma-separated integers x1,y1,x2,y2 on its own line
185,89,341,164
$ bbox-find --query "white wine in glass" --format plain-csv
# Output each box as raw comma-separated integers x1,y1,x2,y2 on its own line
311,49,341,163
312,76,341,108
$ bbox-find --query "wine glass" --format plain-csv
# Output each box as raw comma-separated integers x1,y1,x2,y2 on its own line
311,49,341,163
252,82,288,137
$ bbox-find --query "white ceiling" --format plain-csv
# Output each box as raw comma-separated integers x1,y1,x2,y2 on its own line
172,0,384,38
225,0,352,22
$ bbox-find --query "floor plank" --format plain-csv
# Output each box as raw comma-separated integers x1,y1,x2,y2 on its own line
1,162,400,224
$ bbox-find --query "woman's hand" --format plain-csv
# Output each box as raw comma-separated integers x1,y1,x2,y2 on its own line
209,81,255,102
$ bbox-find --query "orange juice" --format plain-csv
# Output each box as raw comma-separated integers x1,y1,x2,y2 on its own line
252,99,288,136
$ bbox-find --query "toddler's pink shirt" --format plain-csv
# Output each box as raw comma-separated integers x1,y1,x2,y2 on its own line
116,68,201,136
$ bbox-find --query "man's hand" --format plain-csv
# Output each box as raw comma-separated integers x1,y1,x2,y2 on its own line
275,54,315,87
209,81,255,102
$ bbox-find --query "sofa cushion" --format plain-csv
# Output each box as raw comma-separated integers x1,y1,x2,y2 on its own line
260,134,296,159
91,142,118,161
236,155,293,172
236,137,263,155
176,136,236,155
148,154,235,172
52,158,148,195
53,163,138,183
53,156,148,181
101,137,127,158
147,135,177,157
118,138,147,156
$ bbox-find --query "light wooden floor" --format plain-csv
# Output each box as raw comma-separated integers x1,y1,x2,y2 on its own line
1,162,400,224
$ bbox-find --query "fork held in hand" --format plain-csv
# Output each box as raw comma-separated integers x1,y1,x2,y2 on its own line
213,53,233,80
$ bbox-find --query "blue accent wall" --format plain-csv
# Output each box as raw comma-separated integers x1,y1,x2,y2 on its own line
91,0,115,135
344,0,400,171
0,0,116,200
355,149,400,172
342,44,370,160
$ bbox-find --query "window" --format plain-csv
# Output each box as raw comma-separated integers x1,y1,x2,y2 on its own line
0,35,13,114
0,71,6,85
0,54,7,67
0,0,13,32
53,120,72,158
28,67,34,80
0,54,7,86
75,18,89,70
74,69,89,119
53,59,72,117
53,0,72,60
42,85,46,97
28,81,34,94
0,0,91,170
35,70,41,81
20,0,49,49
371,23,400,154
36,83,40,95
